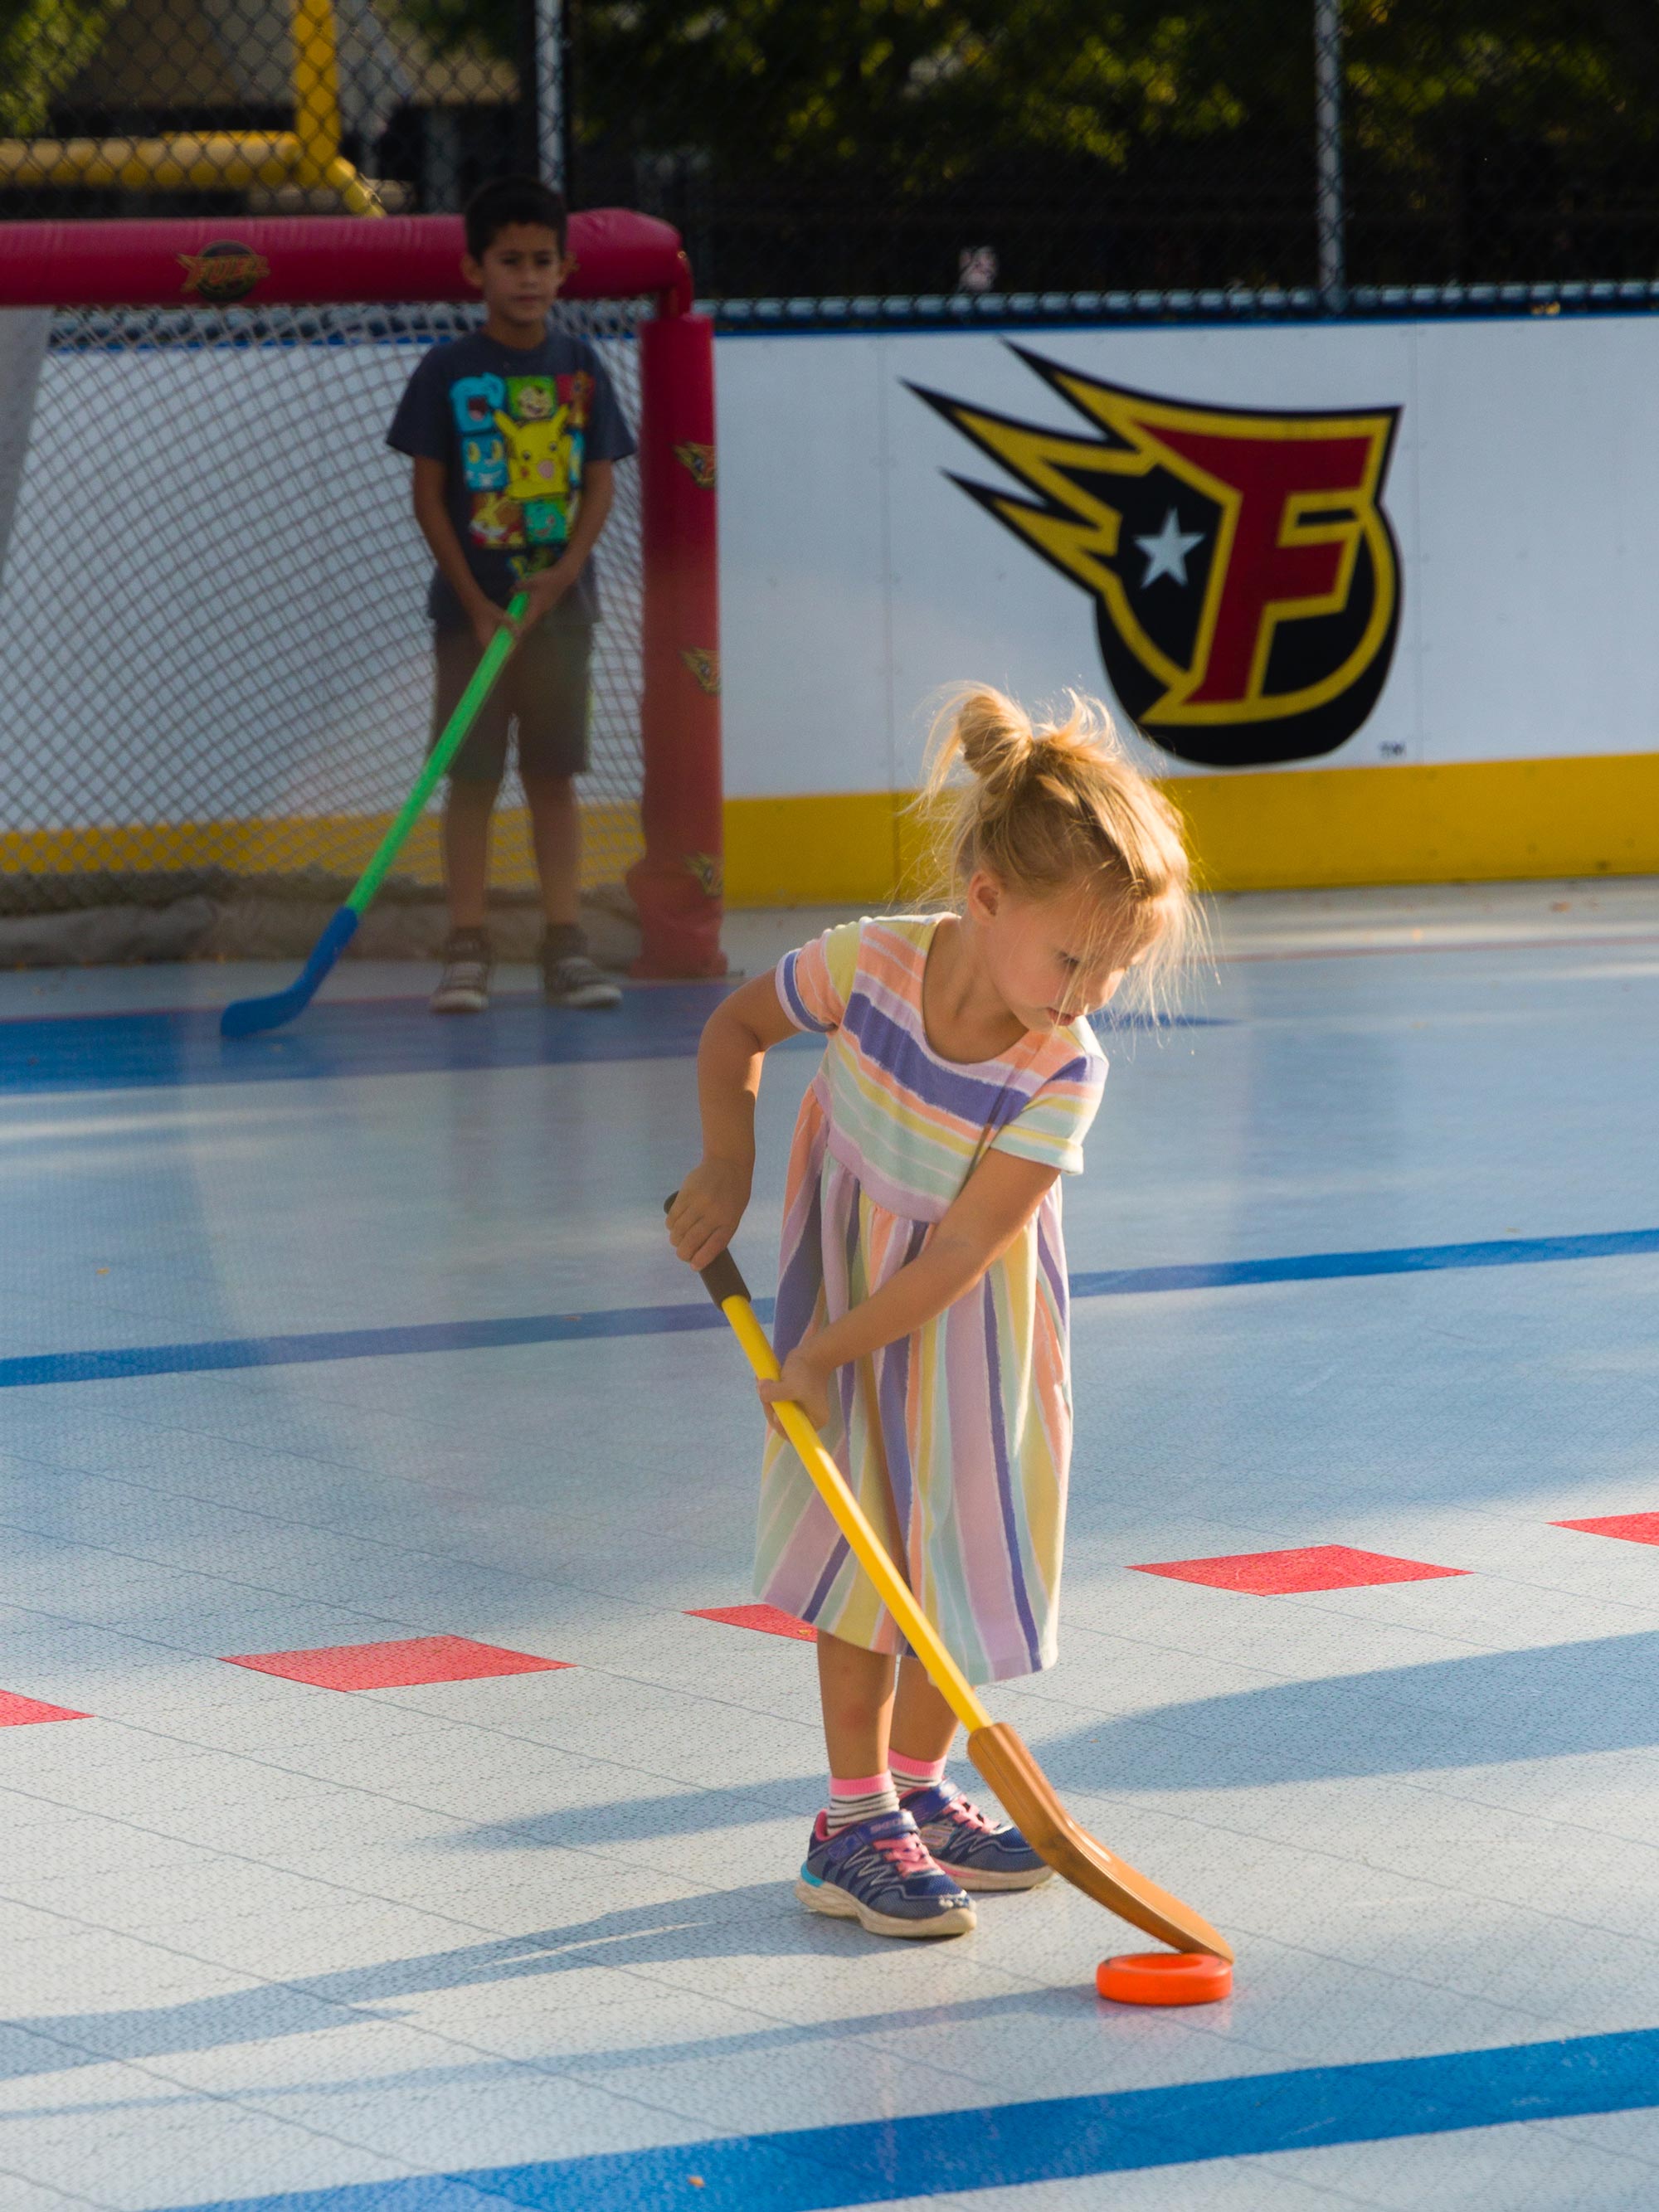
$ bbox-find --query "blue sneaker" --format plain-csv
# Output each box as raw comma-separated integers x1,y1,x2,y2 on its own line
796,1808,976,1938
900,1780,1053,1892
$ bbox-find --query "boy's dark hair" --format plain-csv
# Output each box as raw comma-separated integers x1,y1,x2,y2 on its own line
464,176,568,260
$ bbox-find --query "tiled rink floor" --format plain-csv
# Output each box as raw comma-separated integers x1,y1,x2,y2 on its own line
0,881,1657,2210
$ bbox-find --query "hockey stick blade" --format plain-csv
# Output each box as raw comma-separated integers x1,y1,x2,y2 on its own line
968,1720,1232,1957
220,907,359,1038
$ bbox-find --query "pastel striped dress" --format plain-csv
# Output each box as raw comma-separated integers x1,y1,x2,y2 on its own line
757,915,1107,1684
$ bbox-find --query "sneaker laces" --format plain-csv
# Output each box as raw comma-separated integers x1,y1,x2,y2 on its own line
440,931,489,970
937,1791,999,1835
868,1826,934,1876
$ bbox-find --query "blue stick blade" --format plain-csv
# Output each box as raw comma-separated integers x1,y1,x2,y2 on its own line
220,984,314,1039
219,906,359,1039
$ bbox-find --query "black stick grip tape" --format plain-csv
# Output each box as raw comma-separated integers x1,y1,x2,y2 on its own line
664,1193,753,1308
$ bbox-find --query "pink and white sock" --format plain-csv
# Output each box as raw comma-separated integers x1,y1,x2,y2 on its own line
825,1772,900,1834
890,1749,949,1794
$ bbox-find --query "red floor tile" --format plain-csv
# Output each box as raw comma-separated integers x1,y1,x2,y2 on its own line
223,1636,572,1691
687,1603,817,1641
1127,1544,1468,1596
1553,1512,1659,1546
0,1691,88,1726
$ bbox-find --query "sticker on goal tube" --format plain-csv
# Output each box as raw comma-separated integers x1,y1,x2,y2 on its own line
178,242,271,304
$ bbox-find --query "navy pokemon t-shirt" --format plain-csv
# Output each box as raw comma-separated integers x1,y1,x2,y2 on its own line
387,328,635,628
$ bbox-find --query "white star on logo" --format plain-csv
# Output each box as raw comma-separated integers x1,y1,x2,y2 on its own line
1133,508,1204,587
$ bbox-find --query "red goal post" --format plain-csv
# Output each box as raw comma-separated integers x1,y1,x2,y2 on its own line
0,210,724,979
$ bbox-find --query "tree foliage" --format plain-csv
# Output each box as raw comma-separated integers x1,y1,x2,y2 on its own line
397,0,1659,187
0,0,124,134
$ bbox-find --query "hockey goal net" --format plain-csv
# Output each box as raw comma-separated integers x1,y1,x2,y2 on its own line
0,211,723,977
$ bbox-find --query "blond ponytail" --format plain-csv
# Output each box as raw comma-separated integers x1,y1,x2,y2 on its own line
915,683,1194,1007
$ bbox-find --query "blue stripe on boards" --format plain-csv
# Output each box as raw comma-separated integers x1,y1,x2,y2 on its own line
166,2024,1659,2212
6,1228,1656,1392
0,994,1217,1096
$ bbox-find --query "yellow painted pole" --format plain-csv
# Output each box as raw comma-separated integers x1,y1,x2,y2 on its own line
289,0,387,212
719,1294,992,1734
0,0,382,212
324,153,385,216
0,130,384,211
289,0,341,185
0,134,299,191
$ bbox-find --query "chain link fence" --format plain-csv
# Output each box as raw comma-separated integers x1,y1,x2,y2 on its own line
2,2,1657,318
0,0,526,219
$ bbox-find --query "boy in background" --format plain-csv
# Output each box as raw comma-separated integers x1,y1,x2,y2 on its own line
388,176,633,1012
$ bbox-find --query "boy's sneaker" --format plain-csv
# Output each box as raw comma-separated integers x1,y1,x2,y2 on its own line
431,928,493,1014
795,1807,976,1938
898,1780,1053,1892
542,926,620,1010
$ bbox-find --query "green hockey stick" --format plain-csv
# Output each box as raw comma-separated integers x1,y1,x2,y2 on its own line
221,594,528,1038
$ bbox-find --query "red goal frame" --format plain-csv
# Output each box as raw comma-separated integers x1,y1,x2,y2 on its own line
0,209,724,979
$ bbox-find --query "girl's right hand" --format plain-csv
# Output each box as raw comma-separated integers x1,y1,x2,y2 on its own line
668,1159,752,1271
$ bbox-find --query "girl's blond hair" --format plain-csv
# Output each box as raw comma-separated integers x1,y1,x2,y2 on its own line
917,684,1194,1007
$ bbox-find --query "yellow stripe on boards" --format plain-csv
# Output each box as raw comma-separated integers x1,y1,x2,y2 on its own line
723,752,1659,905
726,790,902,907
9,753,1654,912
1165,752,1659,892
0,806,641,894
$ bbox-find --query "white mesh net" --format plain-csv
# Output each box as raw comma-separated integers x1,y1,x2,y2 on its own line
0,296,645,921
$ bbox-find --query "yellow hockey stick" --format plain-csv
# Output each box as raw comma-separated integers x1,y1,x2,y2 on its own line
679,1218,1232,1962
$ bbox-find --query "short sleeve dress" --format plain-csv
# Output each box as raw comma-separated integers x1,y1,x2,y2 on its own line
756,915,1107,1685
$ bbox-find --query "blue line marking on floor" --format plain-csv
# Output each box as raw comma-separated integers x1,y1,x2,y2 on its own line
0,989,732,1092
0,1302,746,1388
8,1228,1655,1390
0,994,1220,1094
168,2023,1659,2211
1068,1223,1659,1296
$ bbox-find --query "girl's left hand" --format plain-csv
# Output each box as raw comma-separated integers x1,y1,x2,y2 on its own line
758,1347,832,1433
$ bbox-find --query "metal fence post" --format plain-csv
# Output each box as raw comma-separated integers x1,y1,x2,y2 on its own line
1314,0,1346,309
536,0,567,190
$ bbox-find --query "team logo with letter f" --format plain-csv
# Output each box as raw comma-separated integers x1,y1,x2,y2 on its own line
914,350,1402,768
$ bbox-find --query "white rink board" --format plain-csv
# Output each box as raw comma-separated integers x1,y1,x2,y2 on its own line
717,314,1659,799
3,311,1656,824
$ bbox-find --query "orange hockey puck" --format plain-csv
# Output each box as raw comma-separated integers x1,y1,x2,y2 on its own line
1096,1952,1233,2006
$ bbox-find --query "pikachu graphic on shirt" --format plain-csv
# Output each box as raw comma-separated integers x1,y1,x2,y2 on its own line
496,376,572,520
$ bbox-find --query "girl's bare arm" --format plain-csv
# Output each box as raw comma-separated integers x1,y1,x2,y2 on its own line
668,971,800,1271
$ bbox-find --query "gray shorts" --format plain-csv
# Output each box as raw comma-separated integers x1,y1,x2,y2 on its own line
431,618,592,786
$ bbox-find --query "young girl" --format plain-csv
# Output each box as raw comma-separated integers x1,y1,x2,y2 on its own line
668,686,1191,1939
